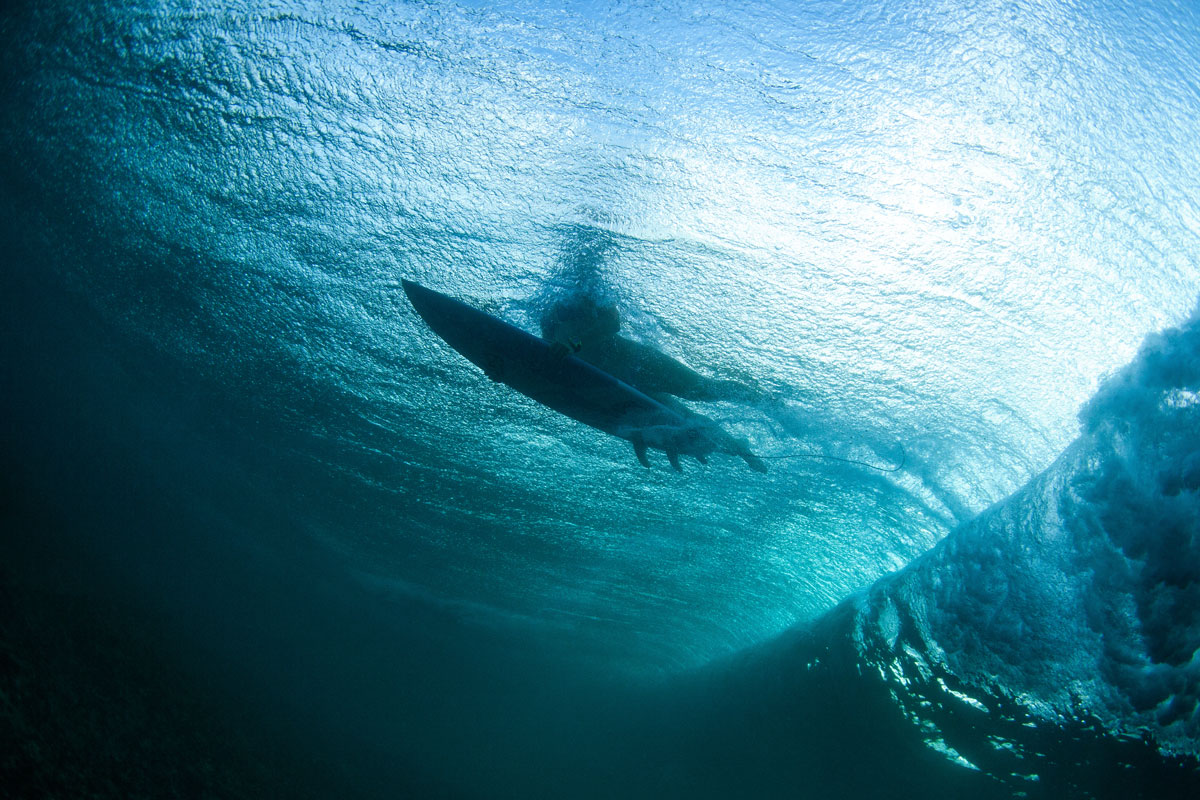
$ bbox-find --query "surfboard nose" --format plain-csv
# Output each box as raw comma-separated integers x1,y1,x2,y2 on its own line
400,278,426,304
402,279,450,325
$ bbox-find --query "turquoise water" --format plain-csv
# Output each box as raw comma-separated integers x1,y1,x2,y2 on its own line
2,1,1199,797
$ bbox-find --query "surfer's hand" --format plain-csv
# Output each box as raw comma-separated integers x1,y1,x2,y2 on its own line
549,339,582,361
549,341,571,361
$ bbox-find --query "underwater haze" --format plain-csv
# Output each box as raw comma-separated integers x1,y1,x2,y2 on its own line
3,0,1200,797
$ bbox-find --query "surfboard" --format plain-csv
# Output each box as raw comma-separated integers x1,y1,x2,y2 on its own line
402,279,713,470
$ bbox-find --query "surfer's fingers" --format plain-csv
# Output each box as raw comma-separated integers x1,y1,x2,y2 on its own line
547,341,571,361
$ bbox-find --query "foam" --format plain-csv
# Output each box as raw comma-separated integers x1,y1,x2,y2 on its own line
854,301,1200,757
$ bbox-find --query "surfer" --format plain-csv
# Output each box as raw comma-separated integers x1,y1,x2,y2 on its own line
540,293,779,472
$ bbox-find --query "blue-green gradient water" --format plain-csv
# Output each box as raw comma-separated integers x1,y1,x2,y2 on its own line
2,1,1199,797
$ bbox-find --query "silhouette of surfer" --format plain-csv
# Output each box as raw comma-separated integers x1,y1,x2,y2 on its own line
540,292,771,472
531,220,815,473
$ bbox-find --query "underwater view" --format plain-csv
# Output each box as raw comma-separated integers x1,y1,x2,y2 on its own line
3,0,1199,797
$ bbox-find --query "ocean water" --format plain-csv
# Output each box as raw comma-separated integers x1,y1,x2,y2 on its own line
2,0,1199,797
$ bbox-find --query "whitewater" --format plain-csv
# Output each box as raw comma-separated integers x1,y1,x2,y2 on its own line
2,1,1198,797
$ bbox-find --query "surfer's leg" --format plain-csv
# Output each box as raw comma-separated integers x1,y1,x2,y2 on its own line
618,339,758,403
658,363,808,441
662,368,805,444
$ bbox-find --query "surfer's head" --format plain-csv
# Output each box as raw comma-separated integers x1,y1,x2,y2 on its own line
541,294,621,343
592,300,620,336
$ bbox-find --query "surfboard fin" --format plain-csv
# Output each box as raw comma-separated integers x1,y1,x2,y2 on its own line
667,448,682,472
632,435,651,468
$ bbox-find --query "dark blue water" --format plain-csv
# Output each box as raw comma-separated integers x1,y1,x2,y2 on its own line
3,1,1199,797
